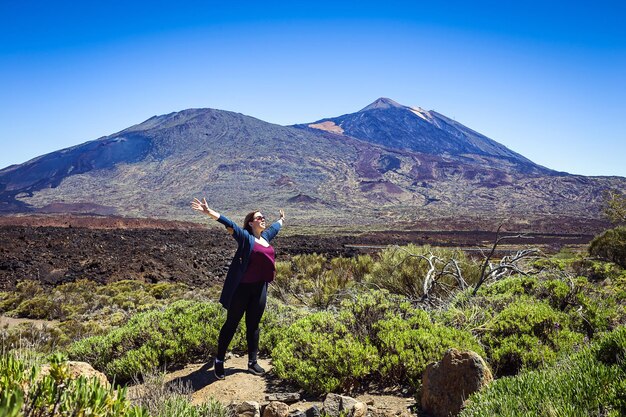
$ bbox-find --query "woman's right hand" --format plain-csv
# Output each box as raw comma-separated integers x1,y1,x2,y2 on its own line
191,197,220,220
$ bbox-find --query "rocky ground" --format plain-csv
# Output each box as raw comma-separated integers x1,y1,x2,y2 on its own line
150,356,415,416
0,215,595,290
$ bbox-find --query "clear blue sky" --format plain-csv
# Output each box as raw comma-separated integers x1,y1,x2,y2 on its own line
1,1,625,176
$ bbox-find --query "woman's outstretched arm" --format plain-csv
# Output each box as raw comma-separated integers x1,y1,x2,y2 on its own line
191,197,247,242
263,209,285,242
191,197,220,220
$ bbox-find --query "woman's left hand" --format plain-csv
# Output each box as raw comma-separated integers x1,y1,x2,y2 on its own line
279,209,285,221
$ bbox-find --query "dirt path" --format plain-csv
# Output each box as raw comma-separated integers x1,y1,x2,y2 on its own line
161,356,415,415
0,315,59,329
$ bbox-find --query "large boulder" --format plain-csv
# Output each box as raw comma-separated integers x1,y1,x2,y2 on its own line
421,349,493,417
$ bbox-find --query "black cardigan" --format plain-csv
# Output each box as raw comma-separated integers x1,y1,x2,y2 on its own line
216,214,282,309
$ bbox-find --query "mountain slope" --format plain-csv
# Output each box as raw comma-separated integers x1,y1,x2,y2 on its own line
0,100,624,232
298,97,548,174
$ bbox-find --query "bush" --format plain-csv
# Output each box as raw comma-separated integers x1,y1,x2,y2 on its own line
272,289,483,394
271,311,380,394
0,353,147,417
482,299,582,376
258,299,306,354
376,312,484,388
0,280,45,313
572,258,624,282
272,254,365,308
0,279,207,350
595,326,626,367
67,300,235,383
367,245,481,300
589,227,626,268
460,327,626,417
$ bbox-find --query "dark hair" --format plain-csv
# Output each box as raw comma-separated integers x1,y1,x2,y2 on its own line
243,210,261,234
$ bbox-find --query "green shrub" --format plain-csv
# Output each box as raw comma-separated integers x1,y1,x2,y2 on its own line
337,289,408,341
272,289,483,394
376,312,484,388
12,295,56,319
329,255,374,283
271,311,380,394
483,299,582,376
272,254,359,308
595,326,626,367
589,227,626,268
0,353,147,417
67,300,237,383
460,327,626,417
0,280,45,313
2,279,198,323
367,245,481,300
0,279,207,350
259,299,306,354
572,258,624,282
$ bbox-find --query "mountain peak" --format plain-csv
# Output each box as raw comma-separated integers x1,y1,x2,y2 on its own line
359,97,405,112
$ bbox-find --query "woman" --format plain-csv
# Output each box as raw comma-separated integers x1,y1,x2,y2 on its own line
191,197,285,380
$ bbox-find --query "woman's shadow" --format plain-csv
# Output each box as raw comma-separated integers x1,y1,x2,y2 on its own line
166,360,279,392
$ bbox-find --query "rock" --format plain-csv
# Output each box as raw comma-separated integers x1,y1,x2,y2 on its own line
39,361,109,387
351,401,367,417
323,394,367,417
289,409,306,417
305,405,321,417
263,401,289,417
323,393,343,417
236,401,261,417
265,393,302,403
341,396,358,412
421,348,493,417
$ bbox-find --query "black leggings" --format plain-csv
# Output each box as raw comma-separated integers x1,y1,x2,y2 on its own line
217,281,267,362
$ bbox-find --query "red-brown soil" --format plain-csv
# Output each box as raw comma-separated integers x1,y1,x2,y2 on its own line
0,215,596,290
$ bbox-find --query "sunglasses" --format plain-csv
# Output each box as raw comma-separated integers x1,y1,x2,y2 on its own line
253,215,265,221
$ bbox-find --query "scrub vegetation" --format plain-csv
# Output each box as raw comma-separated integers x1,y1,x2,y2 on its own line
2,230,626,416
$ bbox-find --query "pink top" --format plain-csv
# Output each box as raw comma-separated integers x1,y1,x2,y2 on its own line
240,242,276,283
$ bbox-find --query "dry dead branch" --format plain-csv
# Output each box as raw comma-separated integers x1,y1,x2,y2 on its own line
472,225,541,295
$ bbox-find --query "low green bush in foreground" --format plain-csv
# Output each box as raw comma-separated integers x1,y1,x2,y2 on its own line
0,353,147,417
66,300,230,383
66,298,300,383
0,352,230,417
271,289,482,393
460,326,626,417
